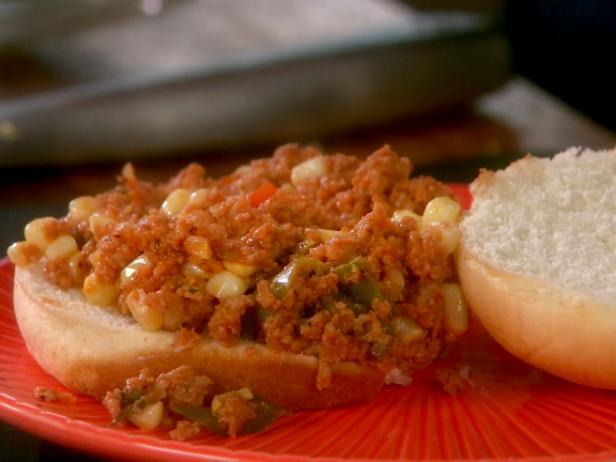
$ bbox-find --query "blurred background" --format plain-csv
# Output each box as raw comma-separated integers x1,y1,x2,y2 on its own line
0,1,615,459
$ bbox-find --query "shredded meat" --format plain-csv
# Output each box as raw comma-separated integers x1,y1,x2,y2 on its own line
33,387,76,403
170,420,201,441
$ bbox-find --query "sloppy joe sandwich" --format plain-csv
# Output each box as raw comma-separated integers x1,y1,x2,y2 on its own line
8,144,468,437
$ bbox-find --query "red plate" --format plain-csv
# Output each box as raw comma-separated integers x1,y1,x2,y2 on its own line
1,186,616,461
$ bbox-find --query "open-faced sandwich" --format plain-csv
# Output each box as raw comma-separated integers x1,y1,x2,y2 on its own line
8,144,468,438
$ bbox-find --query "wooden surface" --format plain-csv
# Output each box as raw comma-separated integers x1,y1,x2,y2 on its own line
0,76,615,462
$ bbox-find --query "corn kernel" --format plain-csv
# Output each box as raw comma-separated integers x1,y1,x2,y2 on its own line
88,249,103,267
126,289,164,331
206,271,247,299
317,229,342,242
163,299,184,331
121,254,151,283
442,283,469,335
129,401,163,431
161,189,190,217
121,163,136,181
67,252,86,284
189,188,210,206
223,261,256,278
391,209,421,226
237,387,253,400
383,267,405,298
68,196,96,221
89,213,116,238
45,235,78,260
83,274,118,306
391,318,424,344
7,242,31,267
426,222,460,255
291,156,327,186
24,217,56,251
182,262,209,279
184,236,212,260
422,197,461,226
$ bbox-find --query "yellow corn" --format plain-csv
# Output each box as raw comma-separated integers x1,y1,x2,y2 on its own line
163,299,184,331
223,261,256,278
422,197,461,226
184,236,212,260
121,163,136,181
88,213,116,238
182,262,209,279
161,189,190,217
45,235,78,260
206,271,247,299
24,217,56,251
126,289,164,331
290,156,327,186
237,387,253,400
392,318,424,344
189,188,210,206
7,242,31,267
88,249,103,267
82,274,118,306
317,229,342,242
426,222,461,255
383,267,405,298
121,254,150,283
68,196,96,221
442,283,469,334
391,209,421,226
67,252,86,284
129,401,164,431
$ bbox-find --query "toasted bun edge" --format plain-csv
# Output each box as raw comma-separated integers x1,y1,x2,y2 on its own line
456,242,616,390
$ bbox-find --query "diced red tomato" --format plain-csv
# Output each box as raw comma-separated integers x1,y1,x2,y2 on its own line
249,181,278,207
447,183,472,211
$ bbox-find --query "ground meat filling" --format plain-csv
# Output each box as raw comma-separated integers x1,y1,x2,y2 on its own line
104,367,281,438
10,144,467,392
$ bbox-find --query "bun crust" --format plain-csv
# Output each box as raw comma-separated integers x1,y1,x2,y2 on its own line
14,267,384,409
457,147,616,389
456,246,616,389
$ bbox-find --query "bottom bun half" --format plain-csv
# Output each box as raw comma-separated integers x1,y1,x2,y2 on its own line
13,267,384,410
456,244,616,390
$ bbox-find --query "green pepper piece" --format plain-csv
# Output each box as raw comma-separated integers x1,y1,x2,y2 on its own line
242,398,284,434
120,389,141,405
171,403,226,436
344,277,382,307
334,257,382,307
271,257,326,299
258,308,273,323
332,257,364,280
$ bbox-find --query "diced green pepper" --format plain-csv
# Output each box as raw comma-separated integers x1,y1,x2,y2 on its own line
332,257,364,280
171,403,225,436
334,257,382,307
171,398,282,436
271,257,326,299
120,389,141,405
343,277,382,307
242,398,284,434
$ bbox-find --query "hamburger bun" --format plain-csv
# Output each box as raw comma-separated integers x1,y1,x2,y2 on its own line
13,266,384,410
457,147,616,389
